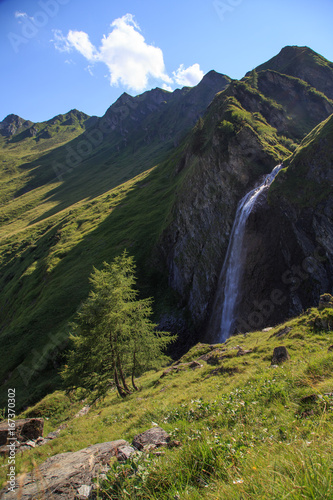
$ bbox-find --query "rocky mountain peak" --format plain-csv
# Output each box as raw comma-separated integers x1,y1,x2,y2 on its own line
0,114,32,137
253,45,333,99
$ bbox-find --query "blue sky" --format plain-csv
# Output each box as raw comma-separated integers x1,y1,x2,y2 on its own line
1,0,333,123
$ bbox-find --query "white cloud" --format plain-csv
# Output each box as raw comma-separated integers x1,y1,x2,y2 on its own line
14,11,35,23
51,29,71,52
53,14,171,92
173,63,204,87
162,83,173,92
52,14,204,92
67,30,98,60
85,65,94,76
98,14,172,91
15,11,27,18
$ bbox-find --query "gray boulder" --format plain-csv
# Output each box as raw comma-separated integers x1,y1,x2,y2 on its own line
132,426,170,451
0,418,43,446
271,346,290,365
0,439,128,499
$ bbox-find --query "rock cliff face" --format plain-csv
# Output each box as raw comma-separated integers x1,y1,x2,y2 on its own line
158,90,287,331
0,114,32,137
234,115,333,332
100,71,230,149
253,45,333,100
158,47,333,339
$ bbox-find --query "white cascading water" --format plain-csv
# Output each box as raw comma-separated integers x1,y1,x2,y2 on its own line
218,164,283,342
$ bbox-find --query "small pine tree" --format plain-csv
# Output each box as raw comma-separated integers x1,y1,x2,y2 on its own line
61,251,175,400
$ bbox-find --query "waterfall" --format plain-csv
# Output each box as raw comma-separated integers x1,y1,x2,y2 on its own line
217,164,283,342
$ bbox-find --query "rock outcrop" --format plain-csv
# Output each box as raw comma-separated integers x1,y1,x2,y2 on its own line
0,426,172,499
0,418,43,447
271,346,290,365
132,426,170,451
1,440,128,500
318,293,333,310
157,50,333,339
0,114,32,137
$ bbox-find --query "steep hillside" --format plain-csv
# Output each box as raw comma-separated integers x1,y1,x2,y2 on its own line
0,73,230,409
158,48,333,336
253,45,333,99
1,46,333,409
0,109,95,209
223,113,333,335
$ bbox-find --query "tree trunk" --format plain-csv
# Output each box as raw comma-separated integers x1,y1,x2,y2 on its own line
114,366,127,399
131,350,139,391
117,355,132,394
110,329,128,398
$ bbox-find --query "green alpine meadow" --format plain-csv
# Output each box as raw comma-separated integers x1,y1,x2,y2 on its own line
0,40,332,499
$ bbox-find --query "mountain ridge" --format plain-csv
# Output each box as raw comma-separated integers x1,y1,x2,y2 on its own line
0,46,332,410
251,45,333,99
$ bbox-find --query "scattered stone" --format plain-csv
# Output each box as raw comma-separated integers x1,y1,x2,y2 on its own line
270,365,279,369
36,438,50,446
0,418,43,446
74,406,91,419
300,394,319,405
273,326,292,338
76,485,92,499
132,426,170,451
271,346,290,365
237,348,253,356
198,348,226,365
161,366,177,377
168,440,182,448
116,445,137,462
161,361,203,378
0,439,128,499
204,365,239,379
318,293,333,310
189,360,203,369
25,440,36,448
46,429,61,440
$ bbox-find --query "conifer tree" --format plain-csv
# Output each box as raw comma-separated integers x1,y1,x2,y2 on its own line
61,251,175,399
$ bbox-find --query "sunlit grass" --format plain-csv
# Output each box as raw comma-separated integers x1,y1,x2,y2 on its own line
1,308,332,498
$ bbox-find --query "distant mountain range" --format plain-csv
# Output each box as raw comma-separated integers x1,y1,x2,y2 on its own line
0,45,332,409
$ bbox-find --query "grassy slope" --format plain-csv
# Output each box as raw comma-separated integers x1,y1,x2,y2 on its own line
0,136,195,409
1,73,330,409
269,113,333,207
0,99,197,408
2,306,333,499
254,45,333,99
